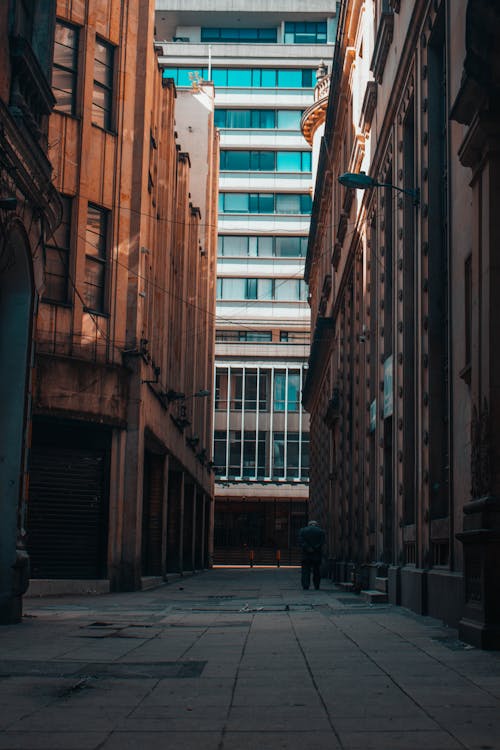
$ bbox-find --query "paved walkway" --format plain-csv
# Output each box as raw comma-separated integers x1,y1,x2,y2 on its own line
0,568,499,749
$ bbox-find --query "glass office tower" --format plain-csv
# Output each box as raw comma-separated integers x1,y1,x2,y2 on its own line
156,2,336,564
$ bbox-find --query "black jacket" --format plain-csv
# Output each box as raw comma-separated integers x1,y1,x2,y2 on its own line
299,525,325,559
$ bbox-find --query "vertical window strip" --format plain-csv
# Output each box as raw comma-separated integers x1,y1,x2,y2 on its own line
52,21,78,115
44,195,72,303
84,204,108,313
92,37,114,130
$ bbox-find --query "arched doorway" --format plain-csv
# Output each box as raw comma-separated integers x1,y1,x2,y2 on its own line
0,221,34,623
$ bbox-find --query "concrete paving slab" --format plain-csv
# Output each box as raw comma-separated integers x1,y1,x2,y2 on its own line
226,705,332,732
99,731,222,749
337,730,464,749
0,732,109,749
1,569,500,749
221,731,341,750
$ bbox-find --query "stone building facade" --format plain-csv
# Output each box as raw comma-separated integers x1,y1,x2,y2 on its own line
24,0,218,597
0,1,61,623
303,0,500,647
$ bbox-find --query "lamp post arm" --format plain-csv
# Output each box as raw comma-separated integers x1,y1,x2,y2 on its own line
377,182,420,205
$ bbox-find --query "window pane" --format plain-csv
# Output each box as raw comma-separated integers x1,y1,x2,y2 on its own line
86,205,107,258
276,194,300,213
228,69,251,86
214,109,226,127
214,431,227,475
301,69,314,87
95,40,112,65
287,373,301,411
84,257,105,311
230,373,243,411
300,193,312,213
277,110,302,129
227,110,250,127
246,331,272,342
221,236,248,255
274,374,286,411
287,433,300,478
221,278,246,298
94,59,112,87
259,194,274,213
261,69,276,87
215,371,228,410
259,151,275,170
246,278,257,299
224,151,250,170
273,432,285,476
53,22,78,114
275,279,299,301
257,278,273,300
211,69,227,86
277,69,302,87
223,193,249,212
275,237,302,256
277,151,301,171
260,28,277,41
52,68,75,113
243,431,256,476
257,236,273,256
260,110,276,127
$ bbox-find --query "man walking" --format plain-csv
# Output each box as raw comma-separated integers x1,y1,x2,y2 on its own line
298,520,325,590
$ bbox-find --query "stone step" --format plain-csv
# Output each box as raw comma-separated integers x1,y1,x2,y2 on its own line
360,589,388,604
375,576,389,593
336,581,355,592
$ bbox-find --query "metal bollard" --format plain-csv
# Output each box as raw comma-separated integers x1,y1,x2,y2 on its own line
250,549,254,568
276,549,281,568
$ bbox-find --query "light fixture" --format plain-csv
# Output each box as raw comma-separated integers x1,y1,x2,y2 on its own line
338,171,419,205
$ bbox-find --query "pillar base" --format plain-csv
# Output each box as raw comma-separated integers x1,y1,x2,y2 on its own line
457,495,500,650
0,594,22,625
459,618,500,650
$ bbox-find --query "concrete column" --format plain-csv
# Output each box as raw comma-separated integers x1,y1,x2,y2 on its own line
107,428,127,588
189,485,196,571
161,455,170,578
200,493,207,568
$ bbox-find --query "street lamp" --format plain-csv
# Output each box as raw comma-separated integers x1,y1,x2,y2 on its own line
338,171,419,206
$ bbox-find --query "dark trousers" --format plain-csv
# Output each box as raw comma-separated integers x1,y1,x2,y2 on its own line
301,556,321,589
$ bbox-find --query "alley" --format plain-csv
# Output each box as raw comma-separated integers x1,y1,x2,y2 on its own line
0,568,499,750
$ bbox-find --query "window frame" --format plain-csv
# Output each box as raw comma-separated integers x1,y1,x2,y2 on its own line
84,203,109,314
92,36,115,131
44,195,73,304
52,20,79,116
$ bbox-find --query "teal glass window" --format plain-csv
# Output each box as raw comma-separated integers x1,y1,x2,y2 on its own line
277,110,303,129
217,278,307,301
277,69,302,87
201,28,277,43
276,151,311,172
219,193,312,214
284,21,327,44
228,68,251,86
162,68,315,89
275,236,308,257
